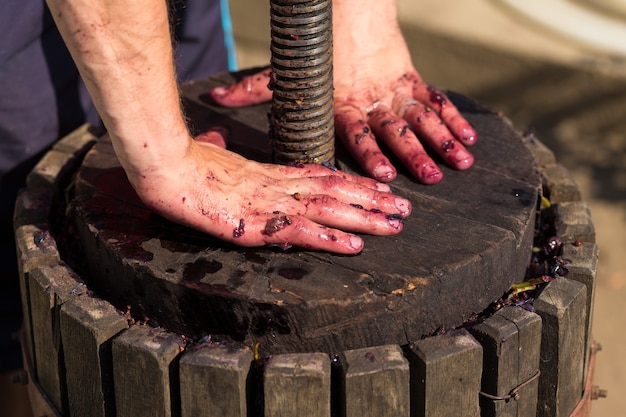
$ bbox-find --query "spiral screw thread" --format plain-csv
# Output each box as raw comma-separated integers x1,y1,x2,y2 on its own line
269,0,335,164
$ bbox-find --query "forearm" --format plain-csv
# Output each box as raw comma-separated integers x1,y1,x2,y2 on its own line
332,0,398,35
331,0,411,94
332,0,401,54
46,0,190,184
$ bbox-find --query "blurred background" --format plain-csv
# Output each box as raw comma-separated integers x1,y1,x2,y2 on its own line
227,0,625,415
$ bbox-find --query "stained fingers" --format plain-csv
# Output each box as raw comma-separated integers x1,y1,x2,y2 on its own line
227,202,403,255
334,105,398,183
210,67,273,107
402,100,474,170
250,213,366,254
368,107,444,184
412,80,478,147
274,160,392,193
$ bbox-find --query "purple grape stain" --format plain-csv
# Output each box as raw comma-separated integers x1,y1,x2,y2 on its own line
442,140,455,152
278,267,309,280
263,215,292,236
233,218,245,238
182,259,223,282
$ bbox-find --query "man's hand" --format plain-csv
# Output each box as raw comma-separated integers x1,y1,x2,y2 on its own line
48,0,411,254
210,0,477,185
135,133,411,254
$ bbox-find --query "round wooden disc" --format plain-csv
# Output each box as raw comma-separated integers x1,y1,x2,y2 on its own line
70,71,540,356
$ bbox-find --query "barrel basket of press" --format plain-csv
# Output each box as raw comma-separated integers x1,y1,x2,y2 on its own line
14,74,599,417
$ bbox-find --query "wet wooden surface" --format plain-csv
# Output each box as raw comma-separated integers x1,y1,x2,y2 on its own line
69,71,541,356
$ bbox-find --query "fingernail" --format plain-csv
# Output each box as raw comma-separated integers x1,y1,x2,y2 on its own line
388,218,402,229
374,165,395,182
454,153,474,170
395,197,411,215
349,235,364,251
418,163,443,185
211,86,228,98
463,134,477,145
462,129,478,144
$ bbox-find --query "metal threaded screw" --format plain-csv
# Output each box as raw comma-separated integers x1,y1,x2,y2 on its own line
269,0,335,165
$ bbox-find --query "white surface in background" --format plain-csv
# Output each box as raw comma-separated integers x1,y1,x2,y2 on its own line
497,0,626,55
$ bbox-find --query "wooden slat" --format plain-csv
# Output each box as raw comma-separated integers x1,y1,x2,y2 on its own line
51,123,101,154
342,345,410,417
470,306,542,417
26,149,78,190
13,187,59,371
561,242,599,383
408,329,482,417
179,344,254,417
60,295,128,417
112,325,184,417
534,278,587,417
264,353,331,417
28,264,85,414
554,202,595,244
14,123,98,377
540,163,582,203
521,132,556,168
26,123,99,190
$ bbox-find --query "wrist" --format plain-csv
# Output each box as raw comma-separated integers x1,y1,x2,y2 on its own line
109,121,192,190
332,0,399,46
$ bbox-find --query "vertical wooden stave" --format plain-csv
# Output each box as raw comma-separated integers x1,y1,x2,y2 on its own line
28,264,85,415
342,345,410,417
470,306,542,417
408,329,483,417
179,344,254,417
534,278,587,417
112,325,185,417
264,352,331,417
60,296,128,417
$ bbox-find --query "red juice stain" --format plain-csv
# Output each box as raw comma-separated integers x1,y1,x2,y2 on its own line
242,249,269,265
183,259,223,282
263,215,292,236
233,218,245,238
442,140,455,152
428,86,447,107
278,267,308,280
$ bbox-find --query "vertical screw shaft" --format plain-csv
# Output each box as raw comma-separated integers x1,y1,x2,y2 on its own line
269,0,335,165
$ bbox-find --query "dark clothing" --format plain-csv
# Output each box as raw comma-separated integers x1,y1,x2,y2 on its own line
0,0,235,372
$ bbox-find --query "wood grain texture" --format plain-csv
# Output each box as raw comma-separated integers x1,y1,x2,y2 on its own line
561,242,599,383
264,353,331,417
534,278,587,417
112,325,184,417
60,296,128,417
28,264,85,414
470,306,542,417
13,189,59,372
554,202,595,243
540,163,582,203
342,345,409,417
409,329,483,417
179,345,253,417
14,122,99,371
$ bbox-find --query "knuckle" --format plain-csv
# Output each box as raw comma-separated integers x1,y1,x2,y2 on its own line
320,175,344,188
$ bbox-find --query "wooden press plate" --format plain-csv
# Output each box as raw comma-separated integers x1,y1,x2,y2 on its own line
69,70,541,356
